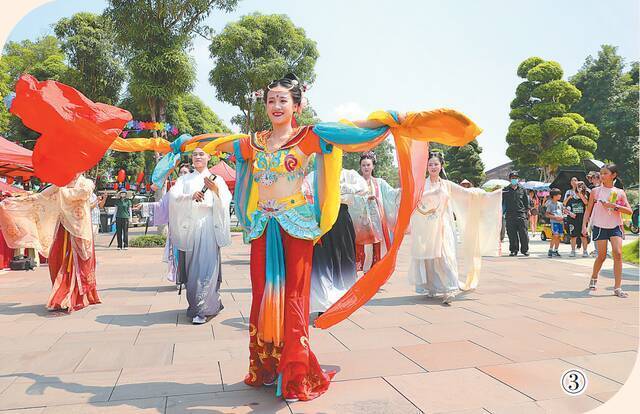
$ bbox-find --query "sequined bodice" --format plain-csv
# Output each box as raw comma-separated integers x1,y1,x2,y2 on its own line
252,146,306,186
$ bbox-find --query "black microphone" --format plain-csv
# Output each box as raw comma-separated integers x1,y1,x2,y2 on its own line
201,174,217,193
197,174,217,201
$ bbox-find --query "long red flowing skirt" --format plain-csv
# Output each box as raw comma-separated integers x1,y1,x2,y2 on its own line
245,226,333,401
47,225,100,312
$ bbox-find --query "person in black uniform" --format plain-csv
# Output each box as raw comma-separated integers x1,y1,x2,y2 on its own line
502,171,530,256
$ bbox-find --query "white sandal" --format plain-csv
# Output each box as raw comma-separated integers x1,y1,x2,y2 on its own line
589,278,597,290
613,288,628,298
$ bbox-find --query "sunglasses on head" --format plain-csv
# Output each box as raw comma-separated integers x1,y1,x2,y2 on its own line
267,78,299,90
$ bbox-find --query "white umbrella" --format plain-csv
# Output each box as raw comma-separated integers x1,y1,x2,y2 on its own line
481,179,510,190
523,181,549,190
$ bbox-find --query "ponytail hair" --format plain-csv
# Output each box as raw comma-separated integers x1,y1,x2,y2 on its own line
603,163,625,189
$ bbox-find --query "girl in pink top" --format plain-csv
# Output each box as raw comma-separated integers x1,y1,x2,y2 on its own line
582,164,632,297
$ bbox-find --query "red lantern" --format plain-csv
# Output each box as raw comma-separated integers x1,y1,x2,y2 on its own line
125,182,131,190
6,177,14,184
136,171,144,184
113,183,118,190
117,169,126,183
146,183,151,191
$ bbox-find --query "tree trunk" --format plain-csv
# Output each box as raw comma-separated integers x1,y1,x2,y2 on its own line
542,166,554,182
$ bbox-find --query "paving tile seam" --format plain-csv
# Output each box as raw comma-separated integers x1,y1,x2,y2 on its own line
455,321,507,339
398,326,431,344
109,388,220,403
581,308,640,325
534,330,617,355
514,301,578,315
71,347,93,373
404,311,433,324
523,314,588,330
106,368,123,401
588,392,615,404
217,361,225,392
473,366,538,402
345,317,365,330
380,376,425,414
131,327,143,345
466,339,516,364
511,303,556,316
464,320,509,338
0,377,17,398
43,332,65,353
388,346,431,373
326,331,351,351
0,404,47,412
557,356,628,386
163,395,168,414
457,303,533,319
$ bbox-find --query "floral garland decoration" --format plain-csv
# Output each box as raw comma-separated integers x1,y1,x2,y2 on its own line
121,120,179,138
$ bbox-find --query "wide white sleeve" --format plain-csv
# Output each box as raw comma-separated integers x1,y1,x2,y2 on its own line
211,176,232,248
340,169,367,206
378,178,401,229
449,181,502,290
167,177,195,251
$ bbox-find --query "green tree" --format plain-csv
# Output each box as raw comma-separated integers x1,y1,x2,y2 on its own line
105,0,239,131
209,13,319,133
445,140,486,186
1,36,69,82
54,12,125,105
505,57,599,180
0,59,11,132
167,94,230,136
0,36,70,146
342,139,398,187
570,45,639,184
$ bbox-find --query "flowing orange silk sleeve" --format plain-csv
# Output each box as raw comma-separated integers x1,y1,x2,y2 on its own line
10,75,132,186
109,137,172,153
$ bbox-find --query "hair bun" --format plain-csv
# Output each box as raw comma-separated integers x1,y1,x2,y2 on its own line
283,73,300,84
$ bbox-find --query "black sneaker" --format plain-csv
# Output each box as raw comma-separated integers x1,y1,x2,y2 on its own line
509,252,517,257
553,251,561,257
547,250,553,257
522,252,530,257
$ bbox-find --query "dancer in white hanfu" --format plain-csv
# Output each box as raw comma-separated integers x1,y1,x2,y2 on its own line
409,152,502,304
168,148,232,324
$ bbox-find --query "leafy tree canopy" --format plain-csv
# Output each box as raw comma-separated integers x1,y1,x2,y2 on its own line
209,13,319,132
505,56,599,180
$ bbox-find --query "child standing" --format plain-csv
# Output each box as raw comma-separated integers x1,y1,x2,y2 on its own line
582,164,632,297
545,188,564,257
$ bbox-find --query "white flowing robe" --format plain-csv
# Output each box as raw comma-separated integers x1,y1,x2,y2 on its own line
168,170,232,318
409,179,501,295
148,193,179,283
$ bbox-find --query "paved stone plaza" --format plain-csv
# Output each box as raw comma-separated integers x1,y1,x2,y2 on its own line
0,230,637,413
